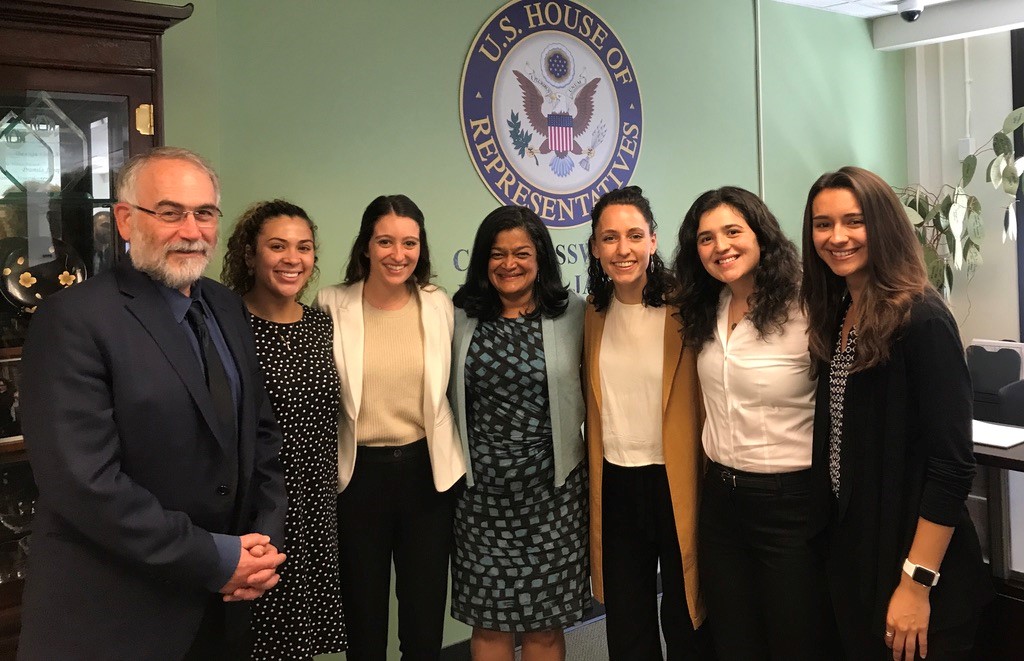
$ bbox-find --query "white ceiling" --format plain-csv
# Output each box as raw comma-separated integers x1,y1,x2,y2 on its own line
772,0,959,19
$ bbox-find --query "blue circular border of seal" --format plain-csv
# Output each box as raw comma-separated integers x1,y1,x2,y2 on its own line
460,0,643,229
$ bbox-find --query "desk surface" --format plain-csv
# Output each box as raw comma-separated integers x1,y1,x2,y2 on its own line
974,419,1024,471
975,441,1024,472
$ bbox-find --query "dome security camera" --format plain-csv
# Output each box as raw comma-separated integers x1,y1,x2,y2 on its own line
898,0,924,22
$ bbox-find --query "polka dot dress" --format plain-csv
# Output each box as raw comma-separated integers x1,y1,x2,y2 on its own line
250,305,347,660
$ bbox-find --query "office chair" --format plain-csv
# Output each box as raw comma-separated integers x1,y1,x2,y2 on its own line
997,379,1024,426
966,345,1022,422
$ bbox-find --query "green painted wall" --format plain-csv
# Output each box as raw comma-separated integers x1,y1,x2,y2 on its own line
161,0,905,297
760,1,908,231
156,0,907,655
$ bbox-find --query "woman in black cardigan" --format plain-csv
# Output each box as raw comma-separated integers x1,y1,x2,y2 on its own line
800,166,991,661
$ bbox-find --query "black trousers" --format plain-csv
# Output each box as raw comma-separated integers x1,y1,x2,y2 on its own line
336,439,459,661
182,596,251,660
699,461,835,661
601,461,713,661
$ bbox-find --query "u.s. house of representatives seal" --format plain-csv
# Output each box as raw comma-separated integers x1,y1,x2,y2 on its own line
460,1,643,229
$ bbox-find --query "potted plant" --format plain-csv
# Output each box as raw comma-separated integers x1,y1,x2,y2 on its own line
896,105,1024,295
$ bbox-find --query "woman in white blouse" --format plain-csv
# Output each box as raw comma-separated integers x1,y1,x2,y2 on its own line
673,186,832,661
316,194,465,661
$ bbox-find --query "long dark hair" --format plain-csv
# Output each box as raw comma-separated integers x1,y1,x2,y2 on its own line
586,186,672,312
673,186,800,349
221,199,318,299
800,166,931,374
452,205,568,320
343,194,433,287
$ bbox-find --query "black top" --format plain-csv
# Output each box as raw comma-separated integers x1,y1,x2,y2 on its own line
810,290,992,655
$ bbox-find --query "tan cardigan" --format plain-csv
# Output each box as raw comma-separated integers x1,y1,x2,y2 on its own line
583,301,706,628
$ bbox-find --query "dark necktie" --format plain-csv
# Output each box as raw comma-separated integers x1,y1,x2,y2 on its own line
185,300,236,437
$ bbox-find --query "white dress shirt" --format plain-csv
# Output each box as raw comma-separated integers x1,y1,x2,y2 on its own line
600,298,665,466
697,291,815,473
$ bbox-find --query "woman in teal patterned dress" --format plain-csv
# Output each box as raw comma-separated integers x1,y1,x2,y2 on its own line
449,205,588,661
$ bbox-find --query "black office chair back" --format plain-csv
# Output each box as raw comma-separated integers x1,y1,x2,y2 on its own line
998,379,1024,426
967,345,1022,422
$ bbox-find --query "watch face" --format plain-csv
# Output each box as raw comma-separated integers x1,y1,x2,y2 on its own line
911,565,936,586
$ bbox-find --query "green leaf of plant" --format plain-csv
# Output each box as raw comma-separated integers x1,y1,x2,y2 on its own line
967,210,984,243
994,132,1014,157
965,244,983,275
949,189,967,237
1003,106,1024,134
903,204,925,228
990,154,1007,189
962,154,977,186
946,264,955,292
1002,167,1020,196
945,229,956,256
968,195,982,215
924,245,944,289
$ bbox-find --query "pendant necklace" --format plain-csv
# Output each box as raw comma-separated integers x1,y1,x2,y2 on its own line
277,326,291,351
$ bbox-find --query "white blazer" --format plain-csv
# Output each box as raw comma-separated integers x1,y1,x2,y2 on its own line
315,282,465,493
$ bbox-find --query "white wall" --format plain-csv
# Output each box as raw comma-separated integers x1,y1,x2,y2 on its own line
906,33,1019,343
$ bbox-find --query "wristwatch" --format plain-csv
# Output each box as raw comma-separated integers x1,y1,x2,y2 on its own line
903,558,940,587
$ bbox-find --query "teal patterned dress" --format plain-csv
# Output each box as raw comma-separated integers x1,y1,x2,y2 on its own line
451,315,589,632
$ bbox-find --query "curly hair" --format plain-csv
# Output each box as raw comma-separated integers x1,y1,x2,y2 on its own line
221,199,319,298
586,186,673,312
672,187,800,349
800,166,931,376
343,194,433,287
452,205,568,321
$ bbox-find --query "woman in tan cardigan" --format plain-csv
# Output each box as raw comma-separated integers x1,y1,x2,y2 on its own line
583,186,711,660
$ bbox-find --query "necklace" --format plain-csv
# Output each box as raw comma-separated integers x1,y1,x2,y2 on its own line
277,326,291,351
728,300,748,332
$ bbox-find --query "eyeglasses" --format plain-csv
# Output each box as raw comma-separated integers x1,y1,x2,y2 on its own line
127,203,222,226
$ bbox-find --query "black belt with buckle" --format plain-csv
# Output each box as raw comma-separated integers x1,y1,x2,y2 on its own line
707,461,812,491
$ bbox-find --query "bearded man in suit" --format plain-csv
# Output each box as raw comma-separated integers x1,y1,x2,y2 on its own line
19,147,287,660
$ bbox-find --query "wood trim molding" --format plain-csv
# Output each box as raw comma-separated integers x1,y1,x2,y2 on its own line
0,1,193,36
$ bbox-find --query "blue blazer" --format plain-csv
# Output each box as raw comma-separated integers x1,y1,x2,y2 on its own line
450,293,585,488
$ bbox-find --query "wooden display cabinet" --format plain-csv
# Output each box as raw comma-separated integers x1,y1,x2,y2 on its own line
0,1,191,655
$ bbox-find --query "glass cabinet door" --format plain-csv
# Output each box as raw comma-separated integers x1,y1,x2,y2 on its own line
0,71,150,351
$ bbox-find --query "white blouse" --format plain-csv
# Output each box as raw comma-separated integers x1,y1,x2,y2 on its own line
697,291,816,473
599,298,665,467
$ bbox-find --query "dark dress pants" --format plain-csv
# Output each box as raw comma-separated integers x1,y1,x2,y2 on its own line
699,462,836,661
602,461,714,661
183,596,251,660
336,439,458,661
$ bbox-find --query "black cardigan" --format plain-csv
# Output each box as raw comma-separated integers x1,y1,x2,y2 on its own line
810,290,992,656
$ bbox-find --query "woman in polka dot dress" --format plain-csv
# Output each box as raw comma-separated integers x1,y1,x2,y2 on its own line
222,199,347,660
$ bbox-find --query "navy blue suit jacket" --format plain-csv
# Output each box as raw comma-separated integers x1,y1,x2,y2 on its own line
18,262,285,660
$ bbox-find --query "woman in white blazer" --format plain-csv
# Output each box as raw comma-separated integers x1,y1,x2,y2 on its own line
315,194,465,661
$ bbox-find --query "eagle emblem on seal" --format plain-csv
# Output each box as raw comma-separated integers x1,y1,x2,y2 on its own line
510,43,601,177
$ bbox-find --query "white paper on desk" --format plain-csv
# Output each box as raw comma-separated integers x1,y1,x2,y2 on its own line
972,419,1024,449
